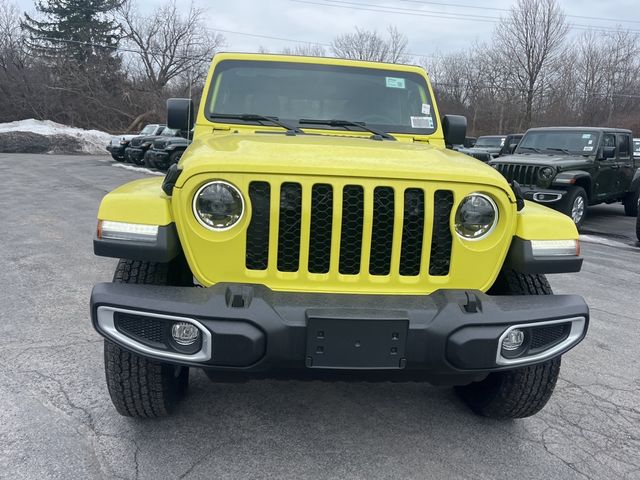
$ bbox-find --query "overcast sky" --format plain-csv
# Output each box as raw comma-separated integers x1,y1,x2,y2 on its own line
15,0,640,60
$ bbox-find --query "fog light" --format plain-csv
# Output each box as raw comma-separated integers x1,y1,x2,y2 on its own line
502,329,525,351
171,322,200,346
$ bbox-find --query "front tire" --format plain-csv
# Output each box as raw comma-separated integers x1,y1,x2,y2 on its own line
560,186,588,227
104,259,193,418
636,209,640,242
455,269,560,419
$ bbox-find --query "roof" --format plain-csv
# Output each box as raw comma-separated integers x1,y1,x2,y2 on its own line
526,126,632,134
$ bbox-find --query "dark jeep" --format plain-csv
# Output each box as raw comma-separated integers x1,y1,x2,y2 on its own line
459,134,522,162
490,127,640,226
143,132,191,170
125,127,181,165
106,124,165,161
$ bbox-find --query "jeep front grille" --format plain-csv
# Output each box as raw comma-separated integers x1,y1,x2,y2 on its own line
245,181,454,278
494,164,541,186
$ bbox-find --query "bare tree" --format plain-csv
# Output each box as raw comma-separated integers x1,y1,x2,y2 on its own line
492,0,569,128
332,25,409,63
119,0,225,91
281,43,326,57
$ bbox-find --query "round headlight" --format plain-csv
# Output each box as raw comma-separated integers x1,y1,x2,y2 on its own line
539,167,554,180
193,181,244,230
455,193,498,240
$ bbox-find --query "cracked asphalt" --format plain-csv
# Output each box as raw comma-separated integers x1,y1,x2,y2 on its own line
1,153,639,480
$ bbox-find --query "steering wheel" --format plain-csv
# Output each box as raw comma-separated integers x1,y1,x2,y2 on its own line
359,114,394,124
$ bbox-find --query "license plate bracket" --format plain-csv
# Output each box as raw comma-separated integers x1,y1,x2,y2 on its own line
305,315,408,369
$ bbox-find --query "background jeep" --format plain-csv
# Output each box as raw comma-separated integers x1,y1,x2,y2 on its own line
490,127,640,226
144,132,191,170
90,53,588,420
106,123,165,161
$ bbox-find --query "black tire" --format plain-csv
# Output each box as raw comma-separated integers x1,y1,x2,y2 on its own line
559,186,587,227
110,153,123,162
636,211,640,242
168,150,184,168
104,258,193,418
623,186,639,217
455,269,560,419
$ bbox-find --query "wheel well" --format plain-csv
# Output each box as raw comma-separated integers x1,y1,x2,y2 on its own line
573,177,591,200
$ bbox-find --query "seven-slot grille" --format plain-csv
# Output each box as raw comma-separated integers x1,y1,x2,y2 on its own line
245,181,454,277
493,164,542,186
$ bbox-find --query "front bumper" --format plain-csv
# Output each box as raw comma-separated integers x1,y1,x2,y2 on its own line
521,186,567,204
90,282,588,380
146,149,169,167
125,147,146,164
106,145,126,157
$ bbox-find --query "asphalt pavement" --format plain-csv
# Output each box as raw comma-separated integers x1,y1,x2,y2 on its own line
1,154,638,480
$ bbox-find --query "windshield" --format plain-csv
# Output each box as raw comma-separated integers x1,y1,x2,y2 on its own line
475,136,505,148
206,60,436,135
634,140,640,155
517,130,599,155
140,125,156,135
161,128,179,137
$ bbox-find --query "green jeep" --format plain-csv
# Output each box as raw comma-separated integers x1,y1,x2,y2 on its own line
490,127,640,226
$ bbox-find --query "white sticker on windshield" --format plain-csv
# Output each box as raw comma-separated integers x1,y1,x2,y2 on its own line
588,139,593,145
422,103,431,115
386,77,406,89
583,146,594,151
582,134,592,139
411,116,432,129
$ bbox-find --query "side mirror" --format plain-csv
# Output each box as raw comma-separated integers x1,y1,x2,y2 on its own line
599,145,615,160
442,115,467,147
509,143,518,153
167,98,195,131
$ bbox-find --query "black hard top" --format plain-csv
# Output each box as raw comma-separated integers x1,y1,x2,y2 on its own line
526,126,632,134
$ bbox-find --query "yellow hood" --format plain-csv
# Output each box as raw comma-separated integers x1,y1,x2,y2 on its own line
177,132,516,201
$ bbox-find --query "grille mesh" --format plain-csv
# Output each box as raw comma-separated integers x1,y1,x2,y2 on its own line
244,182,454,279
339,186,365,275
277,183,303,272
308,184,333,274
429,190,454,276
114,312,165,344
399,189,425,276
530,324,570,350
369,187,395,275
246,182,271,270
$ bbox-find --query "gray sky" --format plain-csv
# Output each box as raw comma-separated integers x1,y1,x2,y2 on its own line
15,0,640,59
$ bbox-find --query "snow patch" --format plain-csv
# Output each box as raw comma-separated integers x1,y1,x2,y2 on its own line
112,163,164,176
0,119,111,154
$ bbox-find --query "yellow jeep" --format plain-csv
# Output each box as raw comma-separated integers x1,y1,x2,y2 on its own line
91,53,588,419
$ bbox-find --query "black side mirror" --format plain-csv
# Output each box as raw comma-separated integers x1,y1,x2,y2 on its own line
599,145,615,160
167,98,195,131
442,115,467,146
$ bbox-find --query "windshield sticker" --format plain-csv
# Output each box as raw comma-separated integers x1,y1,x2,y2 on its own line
588,139,593,145
422,103,431,115
411,116,432,129
386,77,406,89
583,146,594,152
500,138,506,147
582,134,592,139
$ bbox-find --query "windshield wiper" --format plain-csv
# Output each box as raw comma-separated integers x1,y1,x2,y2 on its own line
210,113,305,135
546,147,574,155
298,119,397,141
519,146,542,153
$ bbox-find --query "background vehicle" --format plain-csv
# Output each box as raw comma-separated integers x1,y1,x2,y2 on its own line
91,53,588,421
634,137,640,159
491,127,640,226
458,134,521,162
125,126,180,165
144,132,191,170
107,124,164,161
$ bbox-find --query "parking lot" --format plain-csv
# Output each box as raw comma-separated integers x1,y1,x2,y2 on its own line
1,153,639,480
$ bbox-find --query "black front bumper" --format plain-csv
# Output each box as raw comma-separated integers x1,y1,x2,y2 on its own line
90,283,589,381
106,145,126,157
